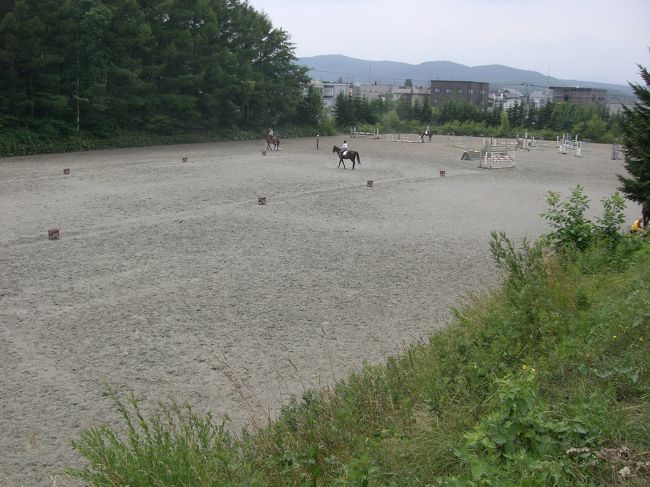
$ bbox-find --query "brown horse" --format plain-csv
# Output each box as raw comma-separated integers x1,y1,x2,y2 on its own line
265,135,280,151
333,145,361,169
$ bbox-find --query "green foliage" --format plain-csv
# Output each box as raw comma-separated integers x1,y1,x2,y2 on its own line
540,186,631,255
66,393,262,486
333,93,376,128
541,185,596,251
595,192,627,245
489,232,544,284
453,371,596,485
498,110,510,136
618,63,650,207
0,0,313,153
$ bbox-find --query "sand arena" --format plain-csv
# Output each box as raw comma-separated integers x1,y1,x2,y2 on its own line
0,134,638,485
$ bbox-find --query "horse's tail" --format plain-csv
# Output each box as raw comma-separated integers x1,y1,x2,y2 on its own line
356,152,361,164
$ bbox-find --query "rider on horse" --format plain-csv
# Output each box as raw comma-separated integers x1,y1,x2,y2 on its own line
341,140,348,156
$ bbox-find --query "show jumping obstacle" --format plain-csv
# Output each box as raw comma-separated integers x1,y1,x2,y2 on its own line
556,134,584,157
439,170,446,177
182,157,188,162
351,127,380,139
63,168,70,175
48,228,60,240
367,180,374,187
258,196,266,205
477,137,516,169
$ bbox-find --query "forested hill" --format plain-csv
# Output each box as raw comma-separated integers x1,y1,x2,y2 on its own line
0,0,314,143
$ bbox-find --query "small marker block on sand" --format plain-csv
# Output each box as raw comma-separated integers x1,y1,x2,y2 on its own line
262,150,267,156
258,196,267,205
182,157,188,162
48,228,60,240
439,170,446,177
367,180,374,187
63,168,70,175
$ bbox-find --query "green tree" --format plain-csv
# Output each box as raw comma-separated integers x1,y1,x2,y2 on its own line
499,110,510,135
333,92,353,127
395,95,412,120
295,85,323,126
618,63,650,208
549,102,576,132
572,114,608,141
418,99,433,123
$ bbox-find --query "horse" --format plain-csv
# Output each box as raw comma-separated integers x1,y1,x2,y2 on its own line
333,145,361,169
419,129,433,143
265,135,280,151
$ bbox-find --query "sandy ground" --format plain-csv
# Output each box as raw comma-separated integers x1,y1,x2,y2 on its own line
0,134,639,485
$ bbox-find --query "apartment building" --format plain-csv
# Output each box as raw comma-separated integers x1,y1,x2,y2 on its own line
430,80,489,106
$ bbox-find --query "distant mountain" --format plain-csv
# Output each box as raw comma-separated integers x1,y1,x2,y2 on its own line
297,55,634,97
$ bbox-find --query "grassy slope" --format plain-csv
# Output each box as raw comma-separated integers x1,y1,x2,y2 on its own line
67,237,650,486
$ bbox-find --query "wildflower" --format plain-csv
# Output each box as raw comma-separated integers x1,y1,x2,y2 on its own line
522,364,528,370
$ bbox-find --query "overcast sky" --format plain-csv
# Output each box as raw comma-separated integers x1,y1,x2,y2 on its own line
246,0,649,86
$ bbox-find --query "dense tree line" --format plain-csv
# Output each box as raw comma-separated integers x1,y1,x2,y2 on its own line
333,89,622,142
0,0,317,146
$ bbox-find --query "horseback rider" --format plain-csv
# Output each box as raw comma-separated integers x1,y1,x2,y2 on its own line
268,128,274,137
341,140,348,156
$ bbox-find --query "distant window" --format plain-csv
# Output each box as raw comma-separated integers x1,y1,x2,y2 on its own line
468,89,474,94
434,88,441,93
457,89,463,94
445,88,452,94
479,89,485,95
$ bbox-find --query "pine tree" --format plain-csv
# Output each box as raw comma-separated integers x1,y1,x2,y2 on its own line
618,64,650,207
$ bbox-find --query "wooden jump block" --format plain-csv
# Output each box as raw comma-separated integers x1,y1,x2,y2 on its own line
182,157,188,162
439,170,446,177
258,196,266,205
48,228,60,240
367,180,373,187
262,150,267,156
63,168,70,175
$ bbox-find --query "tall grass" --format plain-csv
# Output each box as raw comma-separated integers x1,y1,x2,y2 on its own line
67,190,649,486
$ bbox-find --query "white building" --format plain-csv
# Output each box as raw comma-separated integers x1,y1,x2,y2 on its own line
310,80,352,111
